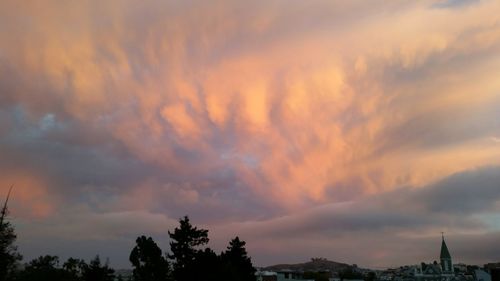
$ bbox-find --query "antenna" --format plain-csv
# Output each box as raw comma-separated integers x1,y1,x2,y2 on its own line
0,184,14,225
441,232,445,240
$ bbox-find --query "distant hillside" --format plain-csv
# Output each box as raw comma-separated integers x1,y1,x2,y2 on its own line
264,258,353,272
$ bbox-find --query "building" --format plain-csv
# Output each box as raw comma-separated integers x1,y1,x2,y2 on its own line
256,271,278,281
484,264,500,281
440,235,454,276
474,270,492,281
256,270,315,281
276,270,314,281
415,234,455,281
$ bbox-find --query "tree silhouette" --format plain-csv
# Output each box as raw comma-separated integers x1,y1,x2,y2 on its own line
0,221,22,281
4,213,258,281
339,268,363,281
220,237,256,281
14,255,117,281
130,235,171,281
192,248,222,281
365,271,377,281
303,271,330,281
168,216,209,281
16,255,70,281
62,257,86,279
81,255,115,281
0,187,22,281
27,255,59,270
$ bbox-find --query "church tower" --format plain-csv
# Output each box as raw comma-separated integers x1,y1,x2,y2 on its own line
440,234,453,274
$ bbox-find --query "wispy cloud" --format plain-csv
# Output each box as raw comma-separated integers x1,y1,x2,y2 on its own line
432,0,480,9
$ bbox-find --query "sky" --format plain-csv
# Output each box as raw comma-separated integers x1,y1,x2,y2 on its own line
1,0,500,269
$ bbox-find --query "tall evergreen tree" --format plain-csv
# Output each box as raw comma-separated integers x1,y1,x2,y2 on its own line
192,248,222,281
130,236,170,281
168,216,209,281
221,237,256,281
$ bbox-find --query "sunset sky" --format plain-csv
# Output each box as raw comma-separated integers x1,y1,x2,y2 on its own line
1,0,500,268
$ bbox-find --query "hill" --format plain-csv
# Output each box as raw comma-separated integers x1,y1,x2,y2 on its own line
264,258,354,272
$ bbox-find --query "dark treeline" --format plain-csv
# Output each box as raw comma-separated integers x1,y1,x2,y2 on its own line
0,214,256,281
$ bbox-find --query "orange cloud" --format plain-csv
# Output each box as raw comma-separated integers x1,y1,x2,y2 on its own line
1,0,500,213
1,172,55,218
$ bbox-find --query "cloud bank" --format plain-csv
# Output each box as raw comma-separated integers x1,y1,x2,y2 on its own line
1,0,500,268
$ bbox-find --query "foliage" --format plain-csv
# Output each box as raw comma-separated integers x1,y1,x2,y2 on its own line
339,268,363,281
191,248,221,281
166,216,256,281
14,255,114,281
303,271,330,281
130,236,170,281
15,255,72,281
81,255,115,281
0,210,22,281
365,271,377,281
220,237,256,281
62,258,86,280
168,216,209,281
6,215,258,281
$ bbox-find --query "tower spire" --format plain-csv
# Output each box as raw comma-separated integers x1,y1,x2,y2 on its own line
440,233,453,274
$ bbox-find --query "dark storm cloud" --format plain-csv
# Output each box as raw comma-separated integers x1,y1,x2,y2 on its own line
416,166,500,214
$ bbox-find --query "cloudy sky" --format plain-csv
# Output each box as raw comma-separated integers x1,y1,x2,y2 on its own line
1,0,500,269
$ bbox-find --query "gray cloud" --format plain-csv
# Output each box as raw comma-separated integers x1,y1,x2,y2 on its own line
209,166,500,267
432,0,480,9
415,166,500,214
243,166,500,240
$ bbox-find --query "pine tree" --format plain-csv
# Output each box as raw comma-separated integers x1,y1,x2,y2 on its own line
168,216,209,281
221,237,256,281
130,236,170,281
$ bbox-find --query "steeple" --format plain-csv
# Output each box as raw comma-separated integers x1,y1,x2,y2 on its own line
440,234,451,259
440,233,453,274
